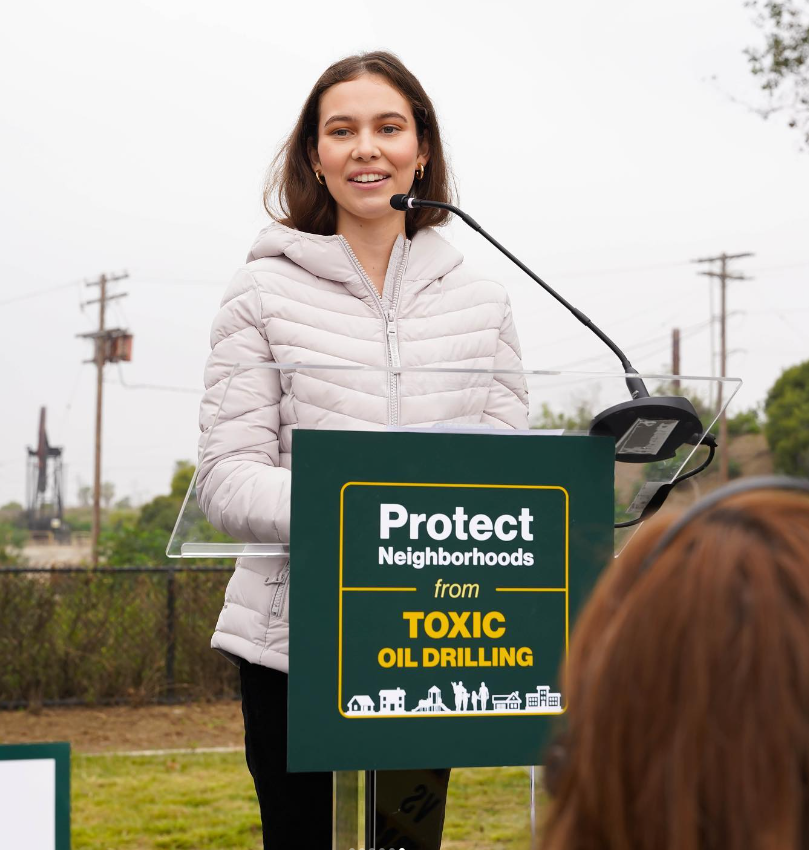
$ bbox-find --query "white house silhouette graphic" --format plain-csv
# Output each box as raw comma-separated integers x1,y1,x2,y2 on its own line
525,685,562,709
379,687,407,714
346,695,375,714
491,691,522,711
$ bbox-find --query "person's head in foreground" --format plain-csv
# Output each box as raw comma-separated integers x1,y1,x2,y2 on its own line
542,476,809,850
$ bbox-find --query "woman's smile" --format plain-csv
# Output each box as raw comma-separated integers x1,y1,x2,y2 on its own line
347,169,392,189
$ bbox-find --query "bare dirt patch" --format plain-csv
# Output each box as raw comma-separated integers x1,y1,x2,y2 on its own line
22,539,92,567
0,700,244,754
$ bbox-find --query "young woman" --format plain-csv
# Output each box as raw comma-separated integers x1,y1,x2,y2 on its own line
541,477,809,850
196,51,528,848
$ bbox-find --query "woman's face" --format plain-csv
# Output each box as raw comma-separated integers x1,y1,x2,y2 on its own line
310,74,429,229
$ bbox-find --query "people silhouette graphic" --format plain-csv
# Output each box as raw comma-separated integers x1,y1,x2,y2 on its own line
451,681,469,712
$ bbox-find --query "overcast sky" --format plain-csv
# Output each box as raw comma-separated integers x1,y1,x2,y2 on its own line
2,0,808,508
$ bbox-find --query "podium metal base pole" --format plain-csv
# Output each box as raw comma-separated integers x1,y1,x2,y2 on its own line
364,769,376,849
332,770,361,850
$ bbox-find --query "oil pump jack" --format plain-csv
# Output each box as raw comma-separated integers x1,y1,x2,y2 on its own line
26,407,69,540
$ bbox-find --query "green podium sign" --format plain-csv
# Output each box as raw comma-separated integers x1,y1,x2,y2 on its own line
289,430,613,771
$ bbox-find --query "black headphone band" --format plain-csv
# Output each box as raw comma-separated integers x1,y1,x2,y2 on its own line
637,475,809,573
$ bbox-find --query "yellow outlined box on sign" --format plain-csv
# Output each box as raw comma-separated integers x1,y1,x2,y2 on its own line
337,481,569,719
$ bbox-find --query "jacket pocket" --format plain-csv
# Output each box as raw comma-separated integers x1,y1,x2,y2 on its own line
265,562,290,621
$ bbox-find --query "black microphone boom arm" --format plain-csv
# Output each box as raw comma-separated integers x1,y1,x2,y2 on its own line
390,194,648,399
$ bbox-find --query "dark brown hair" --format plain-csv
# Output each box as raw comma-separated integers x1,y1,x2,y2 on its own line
542,489,809,850
263,50,455,239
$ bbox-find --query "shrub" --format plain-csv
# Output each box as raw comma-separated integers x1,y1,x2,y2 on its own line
0,569,237,706
0,522,28,566
764,360,809,476
727,406,763,437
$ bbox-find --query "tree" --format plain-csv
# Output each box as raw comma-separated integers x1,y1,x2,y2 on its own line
727,405,763,436
0,502,24,527
169,461,195,500
99,460,229,566
764,359,809,475
0,522,28,565
137,461,195,534
77,485,92,508
531,400,595,431
745,0,809,148
100,481,116,510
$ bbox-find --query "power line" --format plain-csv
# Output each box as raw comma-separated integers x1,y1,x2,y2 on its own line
746,261,809,274
5,254,807,307
0,275,224,310
130,276,224,286
111,362,199,394
522,283,708,356
555,317,715,370
136,261,693,287
774,312,807,344
56,363,88,442
545,259,692,280
747,306,809,315
0,278,82,306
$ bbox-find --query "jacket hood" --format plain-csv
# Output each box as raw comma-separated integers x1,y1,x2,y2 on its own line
246,221,463,286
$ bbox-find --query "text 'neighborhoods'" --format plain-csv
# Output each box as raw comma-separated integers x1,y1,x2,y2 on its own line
378,503,536,569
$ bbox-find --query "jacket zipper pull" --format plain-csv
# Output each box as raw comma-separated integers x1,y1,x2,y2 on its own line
386,311,401,368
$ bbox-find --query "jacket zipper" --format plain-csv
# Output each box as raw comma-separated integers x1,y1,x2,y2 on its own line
266,563,290,618
339,236,410,426
386,241,409,425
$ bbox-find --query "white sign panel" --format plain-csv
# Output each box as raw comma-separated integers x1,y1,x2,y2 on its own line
0,758,56,850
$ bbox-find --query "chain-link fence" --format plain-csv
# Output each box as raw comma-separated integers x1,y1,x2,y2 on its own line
0,566,239,708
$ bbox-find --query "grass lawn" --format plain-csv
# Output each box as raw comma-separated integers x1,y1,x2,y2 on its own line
73,751,543,849
444,765,540,849
73,752,261,850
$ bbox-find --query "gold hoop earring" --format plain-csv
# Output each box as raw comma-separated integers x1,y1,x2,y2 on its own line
315,170,326,186
415,163,425,181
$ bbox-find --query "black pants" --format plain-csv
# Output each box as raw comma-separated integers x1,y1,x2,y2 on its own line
240,659,450,849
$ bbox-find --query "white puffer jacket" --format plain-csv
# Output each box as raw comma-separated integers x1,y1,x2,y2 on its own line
196,221,528,672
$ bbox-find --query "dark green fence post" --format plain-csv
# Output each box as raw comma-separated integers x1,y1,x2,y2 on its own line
166,566,176,702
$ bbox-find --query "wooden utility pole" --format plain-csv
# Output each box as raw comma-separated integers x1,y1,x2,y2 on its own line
76,271,130,566
692,253,753,482
672,328,681,390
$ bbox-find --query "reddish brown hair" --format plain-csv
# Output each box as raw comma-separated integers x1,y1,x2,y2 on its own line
542,489,809,850
263,50,456,239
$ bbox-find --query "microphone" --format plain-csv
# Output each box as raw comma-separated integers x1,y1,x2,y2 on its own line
391,193,715,474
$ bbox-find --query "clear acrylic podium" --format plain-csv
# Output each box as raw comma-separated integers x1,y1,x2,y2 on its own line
168,364,739,848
